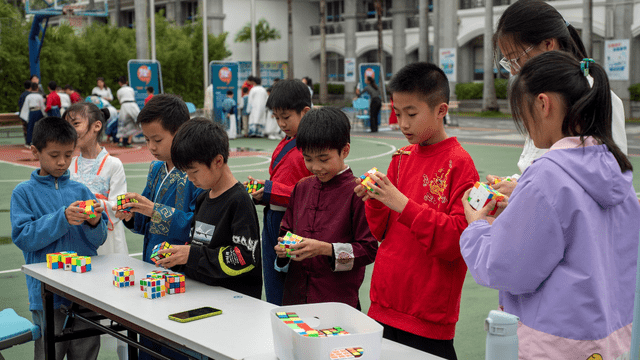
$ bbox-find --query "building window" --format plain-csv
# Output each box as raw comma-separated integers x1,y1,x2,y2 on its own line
363,0,392,18
326,0,344,23
183,0,198,22
121,10,134,28
358,49,393,80
327,52,345,81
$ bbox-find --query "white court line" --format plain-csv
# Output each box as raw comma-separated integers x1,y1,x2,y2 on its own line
0,159,37,170
346,139,397,162
0,253,144,275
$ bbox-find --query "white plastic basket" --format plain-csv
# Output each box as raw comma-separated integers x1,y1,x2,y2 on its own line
270,302,383,360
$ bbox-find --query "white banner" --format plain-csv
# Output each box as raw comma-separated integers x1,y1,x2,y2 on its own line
345,58,356,82
604,39,629,81
439,48,457,82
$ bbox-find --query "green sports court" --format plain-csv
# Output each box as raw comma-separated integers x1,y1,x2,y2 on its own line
2,119,640,359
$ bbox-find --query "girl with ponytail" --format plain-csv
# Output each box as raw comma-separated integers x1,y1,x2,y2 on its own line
486,0,628,196
460,51,639,360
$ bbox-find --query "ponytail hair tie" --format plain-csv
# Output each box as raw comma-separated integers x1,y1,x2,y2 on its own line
580,58,595,77
565,20,571,27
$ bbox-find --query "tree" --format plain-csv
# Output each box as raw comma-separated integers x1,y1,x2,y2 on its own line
319,0,328,103
234,18,281,70
287,0,293,79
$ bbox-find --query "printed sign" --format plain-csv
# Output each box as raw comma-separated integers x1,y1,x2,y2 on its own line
345,58,356,82
604,39,629,81
238,61,289,88
358,63,387,102
210,61,239,127
439,48,457,82
127,60,163,109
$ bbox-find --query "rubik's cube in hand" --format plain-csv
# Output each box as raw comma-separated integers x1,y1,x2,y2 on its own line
279,231,304,258
113,267,135,287
360,167,380,192
116,194,138,214
246,180,264,194
140,278,166,299
150,241,173,264
79,200,97,218
467,182,505,216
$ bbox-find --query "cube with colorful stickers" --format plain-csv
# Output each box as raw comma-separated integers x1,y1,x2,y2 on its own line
116,194,138,214
71,256,91,273
60,251,78,271
140,278,166,299
246,180,264,194
146,270,169,279
150,241,173,264
359,167,379,192
279,232,304,258
329,348,364,359
492,176,513,185
46,253,63,269
79,200,97,219
467,182,505,216
113,267,135,287
165,273,186,294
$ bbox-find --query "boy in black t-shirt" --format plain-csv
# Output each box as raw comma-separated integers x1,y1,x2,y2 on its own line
156,118,262,298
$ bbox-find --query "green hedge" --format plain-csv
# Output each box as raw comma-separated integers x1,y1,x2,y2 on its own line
0,5,230,113
629,83,640,102
312,83,345,95
455,78,508,100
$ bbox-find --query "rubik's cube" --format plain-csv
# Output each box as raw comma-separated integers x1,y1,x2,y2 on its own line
146,270,169,279
79,200,97,219
468,182,505,216
60,251,78,271
150,241,173,264
116,194,138,214
279,231,304,258
46,253,63,269
246,180,264,194
492,176,513,185
113,267,135,287
360,167,379,192
330,348,363,359
275,312,351,338
71,256,92,273
317,326,350,337
165,273,186,294
140,277,166,299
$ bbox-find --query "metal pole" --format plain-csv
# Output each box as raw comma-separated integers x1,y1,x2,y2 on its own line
583,0,593,57
482,0,498,112
150,0,156,61
250,0,257,76
203,0,208,92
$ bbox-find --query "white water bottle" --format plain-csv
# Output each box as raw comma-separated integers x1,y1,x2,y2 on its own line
485,310,519,360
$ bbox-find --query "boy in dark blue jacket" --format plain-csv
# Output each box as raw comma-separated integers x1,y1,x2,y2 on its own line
11,116,107,359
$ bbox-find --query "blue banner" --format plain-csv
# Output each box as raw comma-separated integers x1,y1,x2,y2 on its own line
127,60,163,109
358,63,387,103
210,61,239,127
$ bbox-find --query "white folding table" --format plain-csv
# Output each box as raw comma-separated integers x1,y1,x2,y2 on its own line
23,254,443,360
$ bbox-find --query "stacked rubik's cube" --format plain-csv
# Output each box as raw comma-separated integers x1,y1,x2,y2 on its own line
279,232,304,258
275,312,350,338
140,277,166,299
79,200,97,219
246,180,264,194
113,267,135,287
360,167,379,192
47,252,77,270
116,194,138,214
150,241,173,264
71,256,92,273
329,347,364,359
467,182,506,216
145,270,186,295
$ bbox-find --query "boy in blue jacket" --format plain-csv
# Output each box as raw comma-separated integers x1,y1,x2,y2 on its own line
11,116,108,359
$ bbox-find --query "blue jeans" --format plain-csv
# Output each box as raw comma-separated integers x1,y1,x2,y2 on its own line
262,207,287,305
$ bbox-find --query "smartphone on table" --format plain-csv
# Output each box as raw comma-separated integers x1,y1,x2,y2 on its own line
168,307,222,323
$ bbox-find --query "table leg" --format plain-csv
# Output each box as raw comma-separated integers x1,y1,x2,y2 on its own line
41,284,55,360
128,330,138,360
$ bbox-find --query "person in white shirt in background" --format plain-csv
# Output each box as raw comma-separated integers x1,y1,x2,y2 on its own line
92,76,114,102
57,86,71,116
20,82,45,148
116,76,141,147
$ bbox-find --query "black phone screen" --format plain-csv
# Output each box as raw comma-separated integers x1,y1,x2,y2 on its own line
170,307,221,319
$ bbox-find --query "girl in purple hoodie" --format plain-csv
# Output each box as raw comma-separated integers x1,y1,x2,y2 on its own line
460,51,640,360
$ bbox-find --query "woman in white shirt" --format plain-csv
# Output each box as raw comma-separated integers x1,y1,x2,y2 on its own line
91,76,114,102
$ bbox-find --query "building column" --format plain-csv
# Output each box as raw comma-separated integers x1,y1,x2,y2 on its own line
344,0,357,98
391,0,407,74
166,1,176,23
440,1,458,97
609,0,633,114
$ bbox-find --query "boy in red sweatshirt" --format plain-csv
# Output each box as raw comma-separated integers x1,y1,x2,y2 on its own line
45,81,61,117
355,62,479,360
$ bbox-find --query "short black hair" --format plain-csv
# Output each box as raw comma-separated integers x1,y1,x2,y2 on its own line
254,77,262,85
147,86,154,93
171,118,229,170
389,62,450,107
296,107,350,154
97,77,105,82
137,94,190,134
63,84,73,90
30,82,38,91
32,116,78,151
118,76,127,84
48,81,57,91
24,80,32,90
266,80,312,113
246,76,255,83
241,86,249,94
226,90,233,96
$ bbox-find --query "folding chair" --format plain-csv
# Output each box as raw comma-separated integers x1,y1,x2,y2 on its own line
0,308,40,359
352,98,370,131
